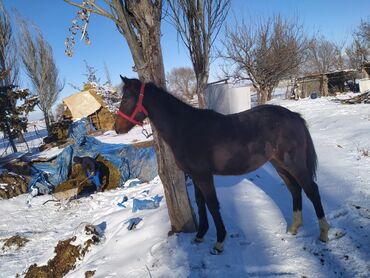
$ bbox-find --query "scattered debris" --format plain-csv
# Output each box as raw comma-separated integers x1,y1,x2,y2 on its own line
0,171,28,199
85,270,96,278
24,224,101,278
132,195,163,212
340,91,370,104
117,195,128,208
1,235,29,251
125,217,143,230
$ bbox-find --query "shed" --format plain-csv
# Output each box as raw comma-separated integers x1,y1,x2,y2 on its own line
296,69,359,98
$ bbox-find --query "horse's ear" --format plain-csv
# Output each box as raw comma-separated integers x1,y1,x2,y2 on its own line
120,75,129,84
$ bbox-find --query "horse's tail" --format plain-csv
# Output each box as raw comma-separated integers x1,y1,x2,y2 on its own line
304,121,318,180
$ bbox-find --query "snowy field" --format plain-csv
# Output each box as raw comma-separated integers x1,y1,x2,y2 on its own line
1,97,370,277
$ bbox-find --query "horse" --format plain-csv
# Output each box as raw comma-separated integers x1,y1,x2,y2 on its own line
114,76,330,254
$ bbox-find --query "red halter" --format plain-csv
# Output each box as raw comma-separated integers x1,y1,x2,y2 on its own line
117,83,148,126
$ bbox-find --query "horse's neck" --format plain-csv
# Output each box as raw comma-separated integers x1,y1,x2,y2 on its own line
144,85,193,139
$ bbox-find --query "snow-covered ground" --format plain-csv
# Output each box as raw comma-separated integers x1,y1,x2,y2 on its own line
1,97,370,277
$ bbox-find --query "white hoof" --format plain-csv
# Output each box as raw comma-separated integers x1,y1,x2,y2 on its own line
191,237,204,244
210,241,224,255
319,217,330,242
288,211,303,235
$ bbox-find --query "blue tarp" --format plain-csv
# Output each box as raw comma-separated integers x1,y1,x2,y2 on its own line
132,194,163,212
28,119,158,192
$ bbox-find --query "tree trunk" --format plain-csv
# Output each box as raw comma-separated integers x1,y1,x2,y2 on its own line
267,87,274,101
152,130,197,232
321,74,329,97
5,121,17,153
195,74,208,108
65,0,197,233
43,110,52,136
259,88,269,104
128,18,197,233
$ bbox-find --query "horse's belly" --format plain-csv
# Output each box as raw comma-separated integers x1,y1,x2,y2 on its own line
212,145,268,175
214,160,262,175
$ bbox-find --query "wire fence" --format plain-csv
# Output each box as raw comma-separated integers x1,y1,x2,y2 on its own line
0,123,48,158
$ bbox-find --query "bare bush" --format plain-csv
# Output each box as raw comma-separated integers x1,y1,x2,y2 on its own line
167,67,196,99
220,15,307,104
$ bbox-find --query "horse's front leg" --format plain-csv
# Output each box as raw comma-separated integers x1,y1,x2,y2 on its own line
192,174,227,254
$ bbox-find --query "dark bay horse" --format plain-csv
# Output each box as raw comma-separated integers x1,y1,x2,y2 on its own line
114,76,330,254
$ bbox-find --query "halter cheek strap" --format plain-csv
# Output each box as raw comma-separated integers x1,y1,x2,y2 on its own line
117,83,148,126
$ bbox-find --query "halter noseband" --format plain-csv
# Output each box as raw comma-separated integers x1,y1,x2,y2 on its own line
117,83,148,126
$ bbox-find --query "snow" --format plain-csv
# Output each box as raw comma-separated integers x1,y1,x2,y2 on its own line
94,123,152,145
1,96,370,277
28,146,65,162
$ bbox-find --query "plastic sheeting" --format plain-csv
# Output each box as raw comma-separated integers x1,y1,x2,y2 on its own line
29,119,158,192
132,194,163,213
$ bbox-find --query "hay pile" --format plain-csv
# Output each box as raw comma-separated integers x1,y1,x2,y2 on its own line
55,155,121,195
0,172,28,199
96,155,121,191
55,163,89,196
87,90,115,131
50,119,72,140
43,118,73,144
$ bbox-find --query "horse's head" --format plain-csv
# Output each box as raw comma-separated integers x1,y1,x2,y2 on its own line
114,76,148,134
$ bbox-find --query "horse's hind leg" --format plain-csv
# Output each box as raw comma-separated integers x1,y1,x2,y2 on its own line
271,161,303,235
192,174,226,254
288,168,329,242
192,184,209,242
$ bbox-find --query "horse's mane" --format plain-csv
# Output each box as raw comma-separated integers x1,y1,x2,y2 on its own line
146,82,220,118
146,82,200,112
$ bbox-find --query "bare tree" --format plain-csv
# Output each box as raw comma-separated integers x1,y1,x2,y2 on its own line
305,37,345,74
355,19,370,61
167,67,196,99
64,0,196,233
346,18,370,69
345,40,367,70
18,17,64,135
104,62,112,86
168,0,231,108
220,15,307,104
